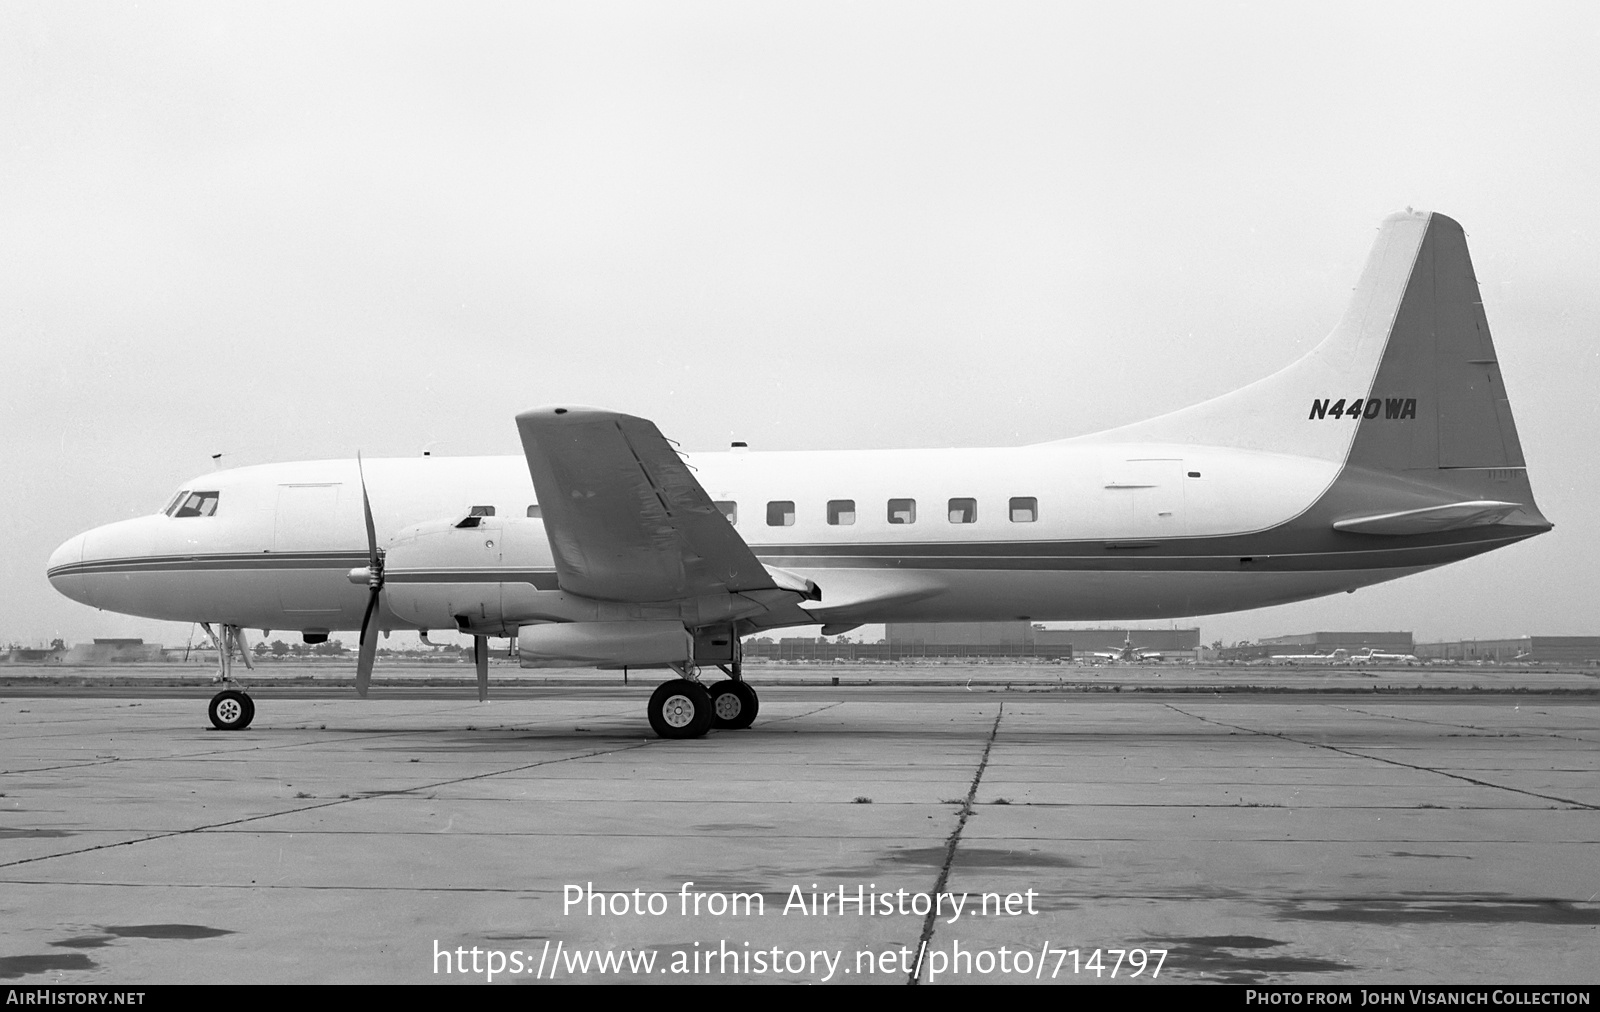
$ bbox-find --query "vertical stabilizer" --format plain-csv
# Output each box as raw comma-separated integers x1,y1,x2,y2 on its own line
1066,210,1547,532
1347,212,1527,472
1065,210,1532,478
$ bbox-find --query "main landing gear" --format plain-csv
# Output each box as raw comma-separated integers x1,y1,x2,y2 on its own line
646,660,759,739
202,622,256,730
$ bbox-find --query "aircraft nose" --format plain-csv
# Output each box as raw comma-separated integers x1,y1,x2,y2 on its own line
47,531,91,606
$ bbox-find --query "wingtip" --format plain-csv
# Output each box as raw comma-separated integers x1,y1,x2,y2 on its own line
517,405,609,423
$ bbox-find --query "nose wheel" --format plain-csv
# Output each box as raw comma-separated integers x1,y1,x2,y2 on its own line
647,679,713,739
708,680,759,729
208,689,255,730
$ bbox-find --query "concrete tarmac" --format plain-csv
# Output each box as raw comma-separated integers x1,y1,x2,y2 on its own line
1,670,1596,985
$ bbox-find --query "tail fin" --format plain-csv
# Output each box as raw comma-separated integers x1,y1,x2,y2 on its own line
1349,212,1525,472
1067,210,1531,475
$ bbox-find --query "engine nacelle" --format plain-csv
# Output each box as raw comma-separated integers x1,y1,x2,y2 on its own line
382,515,556,635
517,620,692,669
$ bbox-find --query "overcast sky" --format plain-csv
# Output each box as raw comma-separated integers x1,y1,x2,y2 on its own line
3,2,1597,649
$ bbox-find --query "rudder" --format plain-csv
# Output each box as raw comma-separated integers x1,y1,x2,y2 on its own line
1349,212,1528,473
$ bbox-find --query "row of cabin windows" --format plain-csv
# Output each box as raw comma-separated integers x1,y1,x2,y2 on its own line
714,497,1039,527
472,500,1041,527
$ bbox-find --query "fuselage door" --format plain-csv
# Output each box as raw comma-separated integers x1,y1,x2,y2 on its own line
273,483,349,614
1102,458,1186,537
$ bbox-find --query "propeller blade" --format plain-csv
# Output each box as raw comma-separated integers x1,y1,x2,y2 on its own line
475,635,489,702
357,453,378,567
356,590,379,698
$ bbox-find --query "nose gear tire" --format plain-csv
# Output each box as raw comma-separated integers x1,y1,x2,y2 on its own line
209,690,255,730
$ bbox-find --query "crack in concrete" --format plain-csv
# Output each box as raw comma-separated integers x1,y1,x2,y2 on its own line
1163,704,1598,811
907,702,1004,985
0,739,658,871
1333,704,1599,744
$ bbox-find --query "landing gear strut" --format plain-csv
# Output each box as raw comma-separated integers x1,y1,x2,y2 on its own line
202,622,255,730
646,632,758,738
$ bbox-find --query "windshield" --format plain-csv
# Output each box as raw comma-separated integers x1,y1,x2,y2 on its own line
167,491,220,518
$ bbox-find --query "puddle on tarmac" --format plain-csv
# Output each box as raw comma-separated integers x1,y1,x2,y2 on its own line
1276,899,1600,925
691,823,778,832
884,845,1080,869
50,935,114,949
0,953,97,979
1157,935,1350,983
101,924,235,939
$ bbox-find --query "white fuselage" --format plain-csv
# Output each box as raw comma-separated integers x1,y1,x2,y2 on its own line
47,440,1442,636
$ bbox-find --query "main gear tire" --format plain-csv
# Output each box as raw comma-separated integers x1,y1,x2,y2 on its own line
647,679,713,739
708,680,758,730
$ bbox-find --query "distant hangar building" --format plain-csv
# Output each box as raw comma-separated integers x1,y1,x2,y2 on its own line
1259,631,1414,655
886,623,1200,659
1415,636,1600,664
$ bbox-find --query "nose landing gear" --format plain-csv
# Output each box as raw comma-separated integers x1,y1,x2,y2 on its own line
202,622,255,730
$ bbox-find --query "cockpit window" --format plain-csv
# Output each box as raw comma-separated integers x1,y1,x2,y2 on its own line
170,491,220,518
161,490,189,516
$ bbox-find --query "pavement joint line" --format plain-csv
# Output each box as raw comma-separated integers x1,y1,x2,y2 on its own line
908,701,1004,986
0,738,658,872
1332,704,1600,744
0,879,589,893
1,703,650,775
751,701,843,726
1162,703,1600,811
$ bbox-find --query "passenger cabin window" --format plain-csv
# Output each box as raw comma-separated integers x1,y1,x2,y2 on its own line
827,500,856,525
948,498,977,524
1009,497,1038,523
170,491,220,518
887,498,916,524
766,501,795,527
527,505,542,518
714,501,737,525
470,505,495,517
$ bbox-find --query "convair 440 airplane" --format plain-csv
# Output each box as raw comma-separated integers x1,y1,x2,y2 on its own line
47,211,1550,738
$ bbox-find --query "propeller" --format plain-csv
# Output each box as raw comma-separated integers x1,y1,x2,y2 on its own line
350,453,385,698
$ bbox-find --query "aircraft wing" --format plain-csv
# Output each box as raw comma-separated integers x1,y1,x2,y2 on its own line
515,407,794,603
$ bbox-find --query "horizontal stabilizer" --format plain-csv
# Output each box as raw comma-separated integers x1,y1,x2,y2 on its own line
1332,500,1524,536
